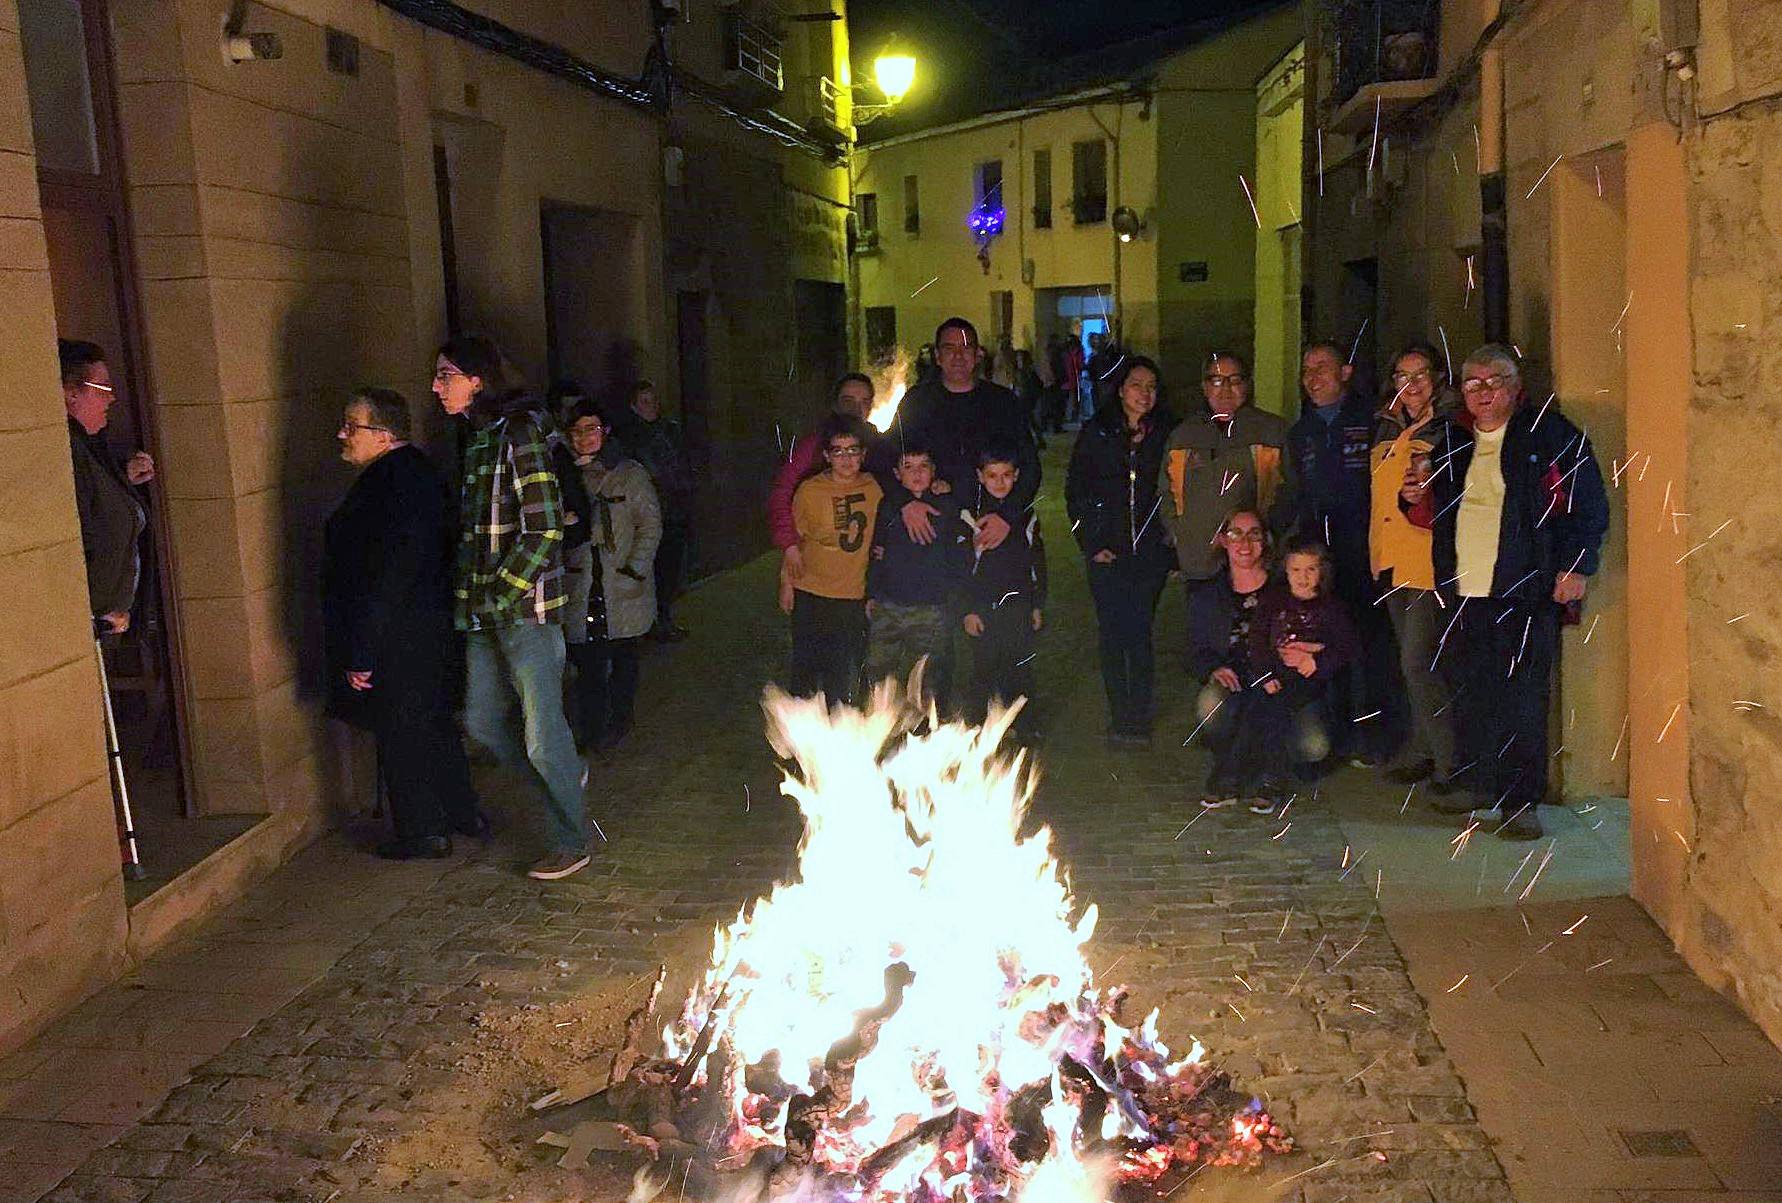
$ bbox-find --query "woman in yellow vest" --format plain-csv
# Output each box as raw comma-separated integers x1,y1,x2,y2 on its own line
1370,342,1460,795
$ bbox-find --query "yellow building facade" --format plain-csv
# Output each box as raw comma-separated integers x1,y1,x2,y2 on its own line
1,0,848,1050
1305,0,1782,1046
852,5,1303,407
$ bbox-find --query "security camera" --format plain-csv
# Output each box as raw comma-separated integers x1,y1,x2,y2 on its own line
224,31,283,61
1111,206,1145,243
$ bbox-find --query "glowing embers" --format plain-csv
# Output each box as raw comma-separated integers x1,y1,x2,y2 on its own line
645,685,1290,1200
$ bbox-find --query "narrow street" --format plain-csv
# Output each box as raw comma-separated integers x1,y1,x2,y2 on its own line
4,445,1778,1203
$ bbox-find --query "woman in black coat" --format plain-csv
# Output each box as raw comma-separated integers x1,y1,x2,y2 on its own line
1065,355,1176,745
323,388,483,859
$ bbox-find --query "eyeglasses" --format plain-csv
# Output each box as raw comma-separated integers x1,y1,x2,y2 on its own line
1225,529,1266,543
825,446,866,458
433,367,466,383
1459,373,1515,395
81,379,115,393
338,421,389,436
1391,368,1434,385
1204,374,1248,387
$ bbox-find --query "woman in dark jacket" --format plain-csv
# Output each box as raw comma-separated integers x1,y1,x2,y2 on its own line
323,388,483,859
1065,355,1176,745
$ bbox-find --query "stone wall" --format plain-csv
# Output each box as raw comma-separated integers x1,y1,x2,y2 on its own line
1679,2,1782,1043
0,0,130,1050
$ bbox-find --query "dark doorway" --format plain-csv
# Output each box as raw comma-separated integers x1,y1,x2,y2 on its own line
676,290,711,464
541,203,644,406
21,0,221,900
864,305,898,363
1339,257,1380,394
793,279,847,412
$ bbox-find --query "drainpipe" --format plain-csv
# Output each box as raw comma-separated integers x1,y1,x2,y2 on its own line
1478,0,1509,343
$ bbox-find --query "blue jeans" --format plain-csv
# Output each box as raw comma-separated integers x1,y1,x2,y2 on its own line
464,623,588,852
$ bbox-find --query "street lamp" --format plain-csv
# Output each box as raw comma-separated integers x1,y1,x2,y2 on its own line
853,50,916,126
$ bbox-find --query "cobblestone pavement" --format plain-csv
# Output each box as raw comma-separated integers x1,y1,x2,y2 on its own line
5,446,1778,1203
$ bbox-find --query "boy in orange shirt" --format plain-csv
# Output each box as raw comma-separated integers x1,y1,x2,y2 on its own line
781,415,883,705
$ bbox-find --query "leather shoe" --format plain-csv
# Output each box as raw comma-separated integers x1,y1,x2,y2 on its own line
376,834,453,860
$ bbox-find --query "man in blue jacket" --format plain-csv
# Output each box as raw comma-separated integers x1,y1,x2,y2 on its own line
1288,340,1390,763
1422,344,1608,839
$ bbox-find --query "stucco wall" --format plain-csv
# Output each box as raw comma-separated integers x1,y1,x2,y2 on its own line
0,0,131,1051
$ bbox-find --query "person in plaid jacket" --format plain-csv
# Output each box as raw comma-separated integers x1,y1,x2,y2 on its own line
433,335,592,880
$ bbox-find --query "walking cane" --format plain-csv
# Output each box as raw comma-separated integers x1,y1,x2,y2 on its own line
93,627,147,881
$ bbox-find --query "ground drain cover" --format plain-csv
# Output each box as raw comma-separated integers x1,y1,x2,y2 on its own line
1617,1129,1701,1158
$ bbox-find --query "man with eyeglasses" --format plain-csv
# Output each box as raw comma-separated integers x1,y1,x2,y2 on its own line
61,339,152,636
1421,344,1607,840
886,317,1039,556
1289,339,1391,766
1159,350,1294,591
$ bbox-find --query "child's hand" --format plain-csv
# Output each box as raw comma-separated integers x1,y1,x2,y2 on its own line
778,577,795,615
963,613,985,636
865,599,877,619
1030,608,1044,631
1211,666,1242,692
781,545,804,581
1262,677,1282,695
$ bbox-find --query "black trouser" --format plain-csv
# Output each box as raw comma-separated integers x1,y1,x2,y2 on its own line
1211,675,1331,795
1332,558,1400,758
1448,597,1558,814
373,658,478,841
1087,556,1168,734
789,591,867,706
655,519,690,625
568,637,642,745
968,592,1037,723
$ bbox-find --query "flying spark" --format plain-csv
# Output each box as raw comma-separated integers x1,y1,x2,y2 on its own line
910,276,940,298
1239,174,1261,228
1445,974,1469,993
1525,154,1564,198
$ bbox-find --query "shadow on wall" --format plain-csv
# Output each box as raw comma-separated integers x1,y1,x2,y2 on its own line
276,284,380,819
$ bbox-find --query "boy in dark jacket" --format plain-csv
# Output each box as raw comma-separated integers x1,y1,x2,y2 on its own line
866,443,970,701
1219,538,1356,814
960,447,1047,732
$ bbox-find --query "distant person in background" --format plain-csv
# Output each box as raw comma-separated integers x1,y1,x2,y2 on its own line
914,343,939,387
325,387,483,860
615,380,695,642
1062,335,1084,423
62,339,151,634
562,402,661,754
1014,349,1045,449
546,378,592,431
991,333,1018,389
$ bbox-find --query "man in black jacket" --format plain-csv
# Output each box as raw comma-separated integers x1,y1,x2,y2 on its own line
1423,345,1608,839
886,318,1040,556
324,388,483,859
1289,340,1392,763
62,340,150,634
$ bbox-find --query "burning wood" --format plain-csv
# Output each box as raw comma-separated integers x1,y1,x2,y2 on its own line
543,686,1291,1199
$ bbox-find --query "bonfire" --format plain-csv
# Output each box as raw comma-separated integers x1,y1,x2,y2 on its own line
559,684,1289,1201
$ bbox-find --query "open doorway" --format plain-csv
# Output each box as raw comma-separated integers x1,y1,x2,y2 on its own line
541,202,647,409
20,0,236,902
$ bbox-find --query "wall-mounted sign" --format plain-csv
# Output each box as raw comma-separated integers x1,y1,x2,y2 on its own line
1179,261,1210,283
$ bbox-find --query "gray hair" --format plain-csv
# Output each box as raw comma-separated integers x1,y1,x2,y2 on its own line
1461,343,1521,381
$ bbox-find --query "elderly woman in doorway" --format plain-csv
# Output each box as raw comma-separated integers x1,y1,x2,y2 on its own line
561,400,662,754
323,387,484,860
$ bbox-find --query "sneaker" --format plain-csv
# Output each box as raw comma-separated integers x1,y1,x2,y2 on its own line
1199,793,1238,810
376,835,453,860
1387,759,1434,785
1348,752,1384,770
1497,809,1543,841
527,850,593,880
1246,796,1277,816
